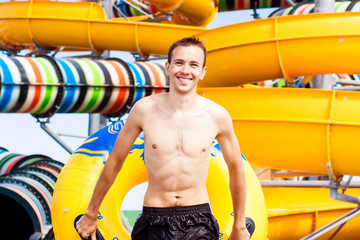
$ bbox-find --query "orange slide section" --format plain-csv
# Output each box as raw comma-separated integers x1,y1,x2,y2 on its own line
197,87,360,177
264,186,360,240
0,1,210,56
1,1,360,87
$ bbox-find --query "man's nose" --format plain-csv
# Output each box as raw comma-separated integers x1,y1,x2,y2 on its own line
181,64,190,74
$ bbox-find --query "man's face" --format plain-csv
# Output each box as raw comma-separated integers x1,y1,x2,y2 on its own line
165,45,207,94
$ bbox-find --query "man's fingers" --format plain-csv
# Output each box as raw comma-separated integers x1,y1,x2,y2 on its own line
76,227,90,240
79,232,88,240
91,232,97,240
75,220,80,230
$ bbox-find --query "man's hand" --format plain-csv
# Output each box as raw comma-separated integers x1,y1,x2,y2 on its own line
229,225,250,240
76,213,98,240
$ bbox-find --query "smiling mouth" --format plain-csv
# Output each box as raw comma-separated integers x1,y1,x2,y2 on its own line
177,77,192,83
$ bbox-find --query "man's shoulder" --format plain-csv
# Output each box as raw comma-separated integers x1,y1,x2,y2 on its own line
130,94,167,118
134,93,166,109
127,94,167,126
198,96,233,135
199,95,229,116
197,96,232,129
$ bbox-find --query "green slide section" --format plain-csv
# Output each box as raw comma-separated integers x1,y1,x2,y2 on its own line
122,210,142,227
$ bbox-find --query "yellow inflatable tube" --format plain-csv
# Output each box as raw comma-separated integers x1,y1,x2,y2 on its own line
51,117,267,239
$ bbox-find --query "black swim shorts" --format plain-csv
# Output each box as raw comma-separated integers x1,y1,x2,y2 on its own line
131,203,220,240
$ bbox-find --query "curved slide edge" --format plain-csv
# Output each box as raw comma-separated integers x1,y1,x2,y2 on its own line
168,0,219,27
116,0,218,26
269,0,360,17
197,87,360,177
0,148,64,239
51,116,268,240
0,1,207,55
1,2,360,87
197,11,360,87
263,186,360,239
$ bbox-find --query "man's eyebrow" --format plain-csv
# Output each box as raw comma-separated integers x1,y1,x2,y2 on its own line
173,58,201,64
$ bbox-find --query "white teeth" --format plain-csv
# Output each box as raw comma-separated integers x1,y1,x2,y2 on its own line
178,77,191,82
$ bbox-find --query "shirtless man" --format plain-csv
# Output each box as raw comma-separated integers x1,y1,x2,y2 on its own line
76,37,250,240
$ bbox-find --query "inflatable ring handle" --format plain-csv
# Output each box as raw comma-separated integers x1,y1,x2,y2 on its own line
227,217,255,240
74,215,105,240
246,217,255,238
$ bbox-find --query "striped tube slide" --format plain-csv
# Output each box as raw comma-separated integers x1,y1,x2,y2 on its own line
0,148,63,240
218,0,292,11
126,61,169,109
0,57,169,118
0,56,63,118
269,1,359,17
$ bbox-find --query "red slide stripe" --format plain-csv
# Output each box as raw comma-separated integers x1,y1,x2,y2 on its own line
105,60,128,113
23,57,43,112
142,62,162,94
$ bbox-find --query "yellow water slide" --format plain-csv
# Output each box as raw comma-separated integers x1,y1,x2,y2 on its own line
151,0,218,26
198,12,360,87
263,186,360,240
197,87,360,177
1,1,360,86
0,0,212,56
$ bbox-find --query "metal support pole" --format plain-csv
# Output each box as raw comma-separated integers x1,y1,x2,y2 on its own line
312,74,335,89
330,190,360,204
256,168,269,176
330,185,360,204
300,206,360,240
336,79,360,86
271,169,328,178
332,86,360,91
88,114,107,136
40,122,74,154
327,163,360,204
88,0,112,134
298,161,360,239
312,0,335,89
315,0,335,13
100,0,112,58
328,223,346,240
101,0,113,19
260,180,360,188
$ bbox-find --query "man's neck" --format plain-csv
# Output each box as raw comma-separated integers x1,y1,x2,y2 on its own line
167,90,198,113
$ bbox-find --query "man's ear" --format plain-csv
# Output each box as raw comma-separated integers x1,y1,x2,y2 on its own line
165,61,170,76
200,66,207,80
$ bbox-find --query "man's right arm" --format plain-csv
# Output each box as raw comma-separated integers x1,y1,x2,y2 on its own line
76,99,147,239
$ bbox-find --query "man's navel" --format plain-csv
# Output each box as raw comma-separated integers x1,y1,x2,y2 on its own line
174,196,182,206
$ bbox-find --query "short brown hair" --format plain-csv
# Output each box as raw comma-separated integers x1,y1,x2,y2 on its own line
168,37,207,67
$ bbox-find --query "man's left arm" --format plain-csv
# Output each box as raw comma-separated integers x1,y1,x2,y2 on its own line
216,109,249,240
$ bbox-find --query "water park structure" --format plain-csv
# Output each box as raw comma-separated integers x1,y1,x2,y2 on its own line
1,0,360,239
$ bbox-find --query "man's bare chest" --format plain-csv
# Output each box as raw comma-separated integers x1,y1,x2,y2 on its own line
143,117,217,155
